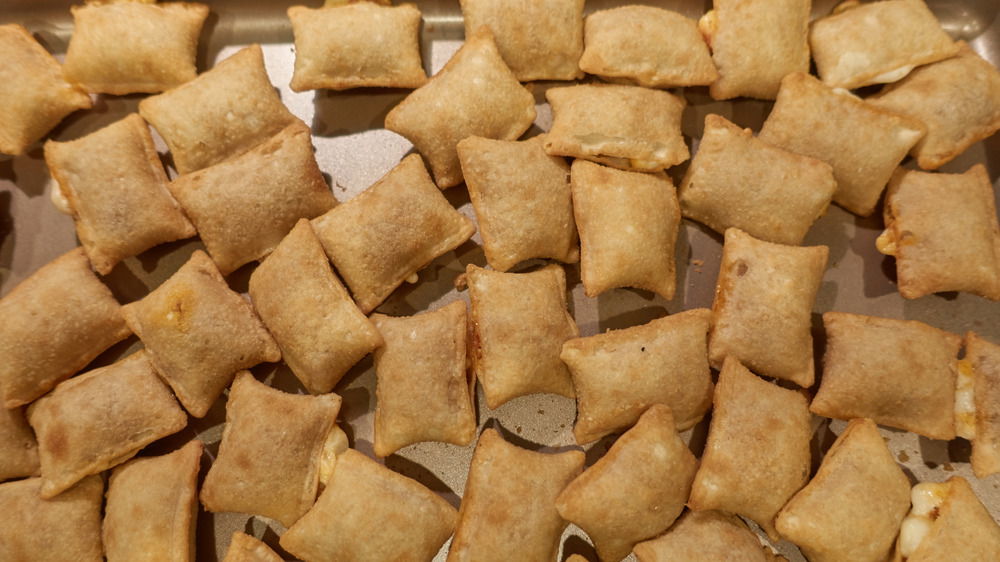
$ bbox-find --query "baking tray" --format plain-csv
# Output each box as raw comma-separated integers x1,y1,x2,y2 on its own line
2,1,999,560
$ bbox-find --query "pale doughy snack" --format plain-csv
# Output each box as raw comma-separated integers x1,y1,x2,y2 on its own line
0,247,130,409
688,357,812,541
543,83,689,172
467,264,579,409
579,5,717,88
708,228,828,388
0,405,39,482
809,0,958,91
555,404,699,562
103,439,202,562
311,154,476,313
167,122,337,275
457,135,579,272
678,114,836,246
248,219,382,395
26,350,187,499
44,113,197,274
775,419,911,562
965,332,1000,478
894,476,1000,561
448,428,585,562
560,308,713,445
384,26,536,188
63,2,209,95
200,372,341,528
0,24,92,155
877,165,1000,300
634,509,784,562
121,250,281,418
138,44,303,175
287,3,427,91
811,311,961,440
222,533,283,562
758,72,926,216
0,475,103,562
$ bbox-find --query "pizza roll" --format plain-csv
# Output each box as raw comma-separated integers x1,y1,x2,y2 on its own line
678,114,836,246
758,72,925,217
869,41,1000,170
312,154,475,313
138,44,303,175
0,475,103,562
222,533,283,562
775,419,911,562
0,24,92,155
168,122,337,275
555,404,699,562
103,439,202,562
699,0,810,100
448,428,584,562
560,308,713,445
0,405,39,482
809,0,958,91
63,2,209,95
633,509,785,562
811,311,961,440
249,219,382,395
200,372,341,528
962,332,1000,478
0,247,130,408
385,26,536,188
709,228,828,388
26,351,187,499
458,0,584,81
543,83,688,172
371,300,476,457
895,476,1000,561
571,159,679,300
121,250,281,418
579,5,717,88
688,357,812,541
467,264,578,409
457,135,578,272
877,165,1000,300
44,113,197,274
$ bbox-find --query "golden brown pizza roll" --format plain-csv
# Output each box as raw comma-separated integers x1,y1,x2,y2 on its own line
633,509,784,562
448,428,584,562
249,219,382,395
570,159,679,300
0,247,130,409
311,154,475,313
138,44,303,175
0,24,92,156
560,308,713,445
222,533,283,562
699,0,810,100
167,121,337,275
709,228,828,388
467,264,578,409
384,26,536,188
457,135,579,272
877,165,1000,300
775,418,911,562
371,300,476,457
63,2,209,95
103,439,202,562
811,311,961,440
895,476,1000,561
555,404,699,562
869,41,1000,170
809,0,958,91
688,357,812,541
0,405,39,482
287,3,427,91
758,72,926,216
44,113,197,274
282,448,457,561
543,83,688,172
678,114,836,246
121,250,281,418
0,475,103,561
200,372,341,528
579,5,717,88
963,332,1000,478
26,350,187,499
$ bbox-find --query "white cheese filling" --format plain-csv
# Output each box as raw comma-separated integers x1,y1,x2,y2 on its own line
898,482,949,558
956,358,976,440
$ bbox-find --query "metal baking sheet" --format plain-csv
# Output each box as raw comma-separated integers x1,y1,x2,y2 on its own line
2,1,1000,560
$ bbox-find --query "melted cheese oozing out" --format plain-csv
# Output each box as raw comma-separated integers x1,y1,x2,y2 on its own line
49,179,73,216
698,11,717,49
899,482,949,558
318,424,350,487
875,230,897,256
956,359,976,440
